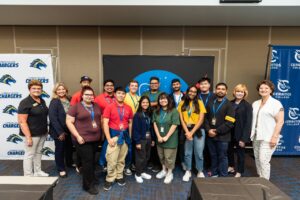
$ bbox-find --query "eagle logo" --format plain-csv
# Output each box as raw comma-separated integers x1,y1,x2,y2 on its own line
30,59,47,70
41,147,55,157
3,105,17,115
7,134,23,144
0,74,16,85
41,90,50,98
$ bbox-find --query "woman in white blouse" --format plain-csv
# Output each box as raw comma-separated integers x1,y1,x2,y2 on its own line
251,80,284,180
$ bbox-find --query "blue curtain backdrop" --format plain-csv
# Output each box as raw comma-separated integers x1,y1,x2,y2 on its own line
270,45,300,155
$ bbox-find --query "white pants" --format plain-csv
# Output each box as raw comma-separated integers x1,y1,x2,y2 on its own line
23,134,47,176
253,139,276,180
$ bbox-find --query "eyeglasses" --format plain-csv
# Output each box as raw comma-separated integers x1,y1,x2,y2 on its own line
105,84,114,87
150,82,159,85
83,94,94,96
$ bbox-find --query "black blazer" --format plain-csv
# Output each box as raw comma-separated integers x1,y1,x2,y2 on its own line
49,98,70,139
230,99,252,143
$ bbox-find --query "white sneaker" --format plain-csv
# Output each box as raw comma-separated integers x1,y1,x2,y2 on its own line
197,172,205,178
182,171,192,182
34,171,49,177
135,174,143,183
124,168,132,176
156,170,167,179
235,172,241,178
141,172,152,180
164,172,173,184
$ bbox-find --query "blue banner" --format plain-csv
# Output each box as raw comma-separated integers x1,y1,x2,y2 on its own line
270,45,300,155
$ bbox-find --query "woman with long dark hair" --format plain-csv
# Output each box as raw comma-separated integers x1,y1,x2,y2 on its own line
153,93,180,184
132,96,155,183
178,86,206,181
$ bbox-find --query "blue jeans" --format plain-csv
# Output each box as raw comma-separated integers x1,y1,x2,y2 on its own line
99,139,108,166
125,139,132,167
206,138,229,177
184,129,205,172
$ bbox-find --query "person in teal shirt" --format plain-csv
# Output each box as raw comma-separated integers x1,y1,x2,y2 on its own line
152,92,180,184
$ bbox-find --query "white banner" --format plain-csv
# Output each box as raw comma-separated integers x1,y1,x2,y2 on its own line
0,54,54,160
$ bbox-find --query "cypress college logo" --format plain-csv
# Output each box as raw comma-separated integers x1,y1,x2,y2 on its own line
3,105,17,116
286,107,300,126
30,59,47,70
6,134,23,144
273,79,291,99
0,74,16,85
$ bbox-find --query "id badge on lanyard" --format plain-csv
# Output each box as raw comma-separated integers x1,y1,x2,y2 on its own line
160,110,167,133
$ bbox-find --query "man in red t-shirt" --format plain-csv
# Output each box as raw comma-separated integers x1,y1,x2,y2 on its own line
70,76,93,106
102,87,133,191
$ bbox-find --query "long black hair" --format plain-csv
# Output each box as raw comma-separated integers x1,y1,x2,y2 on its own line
136,95,152,117
181,86,200,114
156,92,174,114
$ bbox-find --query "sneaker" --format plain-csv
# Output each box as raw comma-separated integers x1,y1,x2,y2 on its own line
152,165,160,173
76,167,82,174
141,172,152,180
116,178,126,186
181,162,187,171
228,167,235,174
164,172,173,184
235,172,241,178
197,172,205,178
124,168,132,176
59,171,67,178
182,171,192,182
135,174,143,183
103,181,112,191
156,170,167,179
87,185,99,195
34,171,49,177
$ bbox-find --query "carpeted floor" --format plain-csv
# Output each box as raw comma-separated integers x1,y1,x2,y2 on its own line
0,154,299,200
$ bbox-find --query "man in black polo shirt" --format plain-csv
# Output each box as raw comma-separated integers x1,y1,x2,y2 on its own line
18,80,49,177
204,82,235,177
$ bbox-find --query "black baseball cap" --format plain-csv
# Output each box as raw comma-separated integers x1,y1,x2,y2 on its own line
80,76,92,83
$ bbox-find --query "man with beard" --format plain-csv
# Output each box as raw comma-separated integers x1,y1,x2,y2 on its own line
204,83,235,177
94,79,115,172
70,76,93,106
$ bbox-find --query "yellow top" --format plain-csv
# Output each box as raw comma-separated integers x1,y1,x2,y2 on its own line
124,92,140,114
177,99,207,125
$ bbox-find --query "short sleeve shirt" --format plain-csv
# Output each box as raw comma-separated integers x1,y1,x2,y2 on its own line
70,91,81,106
142,91,162,103
67,102,101,142
177,100,207,125
102,102,133,131
152,108,180,148
124,93,140,114
18,95,48,137
94,93,115,114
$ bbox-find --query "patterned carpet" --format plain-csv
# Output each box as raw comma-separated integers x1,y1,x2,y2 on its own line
0,154,299,200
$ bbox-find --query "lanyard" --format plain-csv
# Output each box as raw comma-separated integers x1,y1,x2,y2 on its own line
117,106,125,122
81,102,95,121
187,102,194,118
173,93,183,108
159,109,167,124
199,92,211,107
212,98,227,116
143,112,150,130
129,93,139,110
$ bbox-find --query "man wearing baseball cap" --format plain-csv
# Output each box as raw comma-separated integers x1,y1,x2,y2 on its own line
70,76,93,106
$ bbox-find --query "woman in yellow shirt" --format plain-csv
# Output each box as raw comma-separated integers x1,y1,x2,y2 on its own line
178,86,207,181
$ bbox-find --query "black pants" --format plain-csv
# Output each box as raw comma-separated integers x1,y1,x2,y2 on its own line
203,130,211,170
135,139,151,176
54,134,73,172
176,125,185,164
228,140,245,174
76,141,98,190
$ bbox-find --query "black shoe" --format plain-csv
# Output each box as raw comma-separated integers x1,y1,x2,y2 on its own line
87,186,99,195
103,181,112,191
116,178,126,186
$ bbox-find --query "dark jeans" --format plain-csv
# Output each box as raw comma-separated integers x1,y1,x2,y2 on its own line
203,129,211,170
99,139,108,167
176,126,185,165
206,138,229,177
135,139,151,176
228,140,245,174
76,141,98,190
54,134,73,172
125,139,132,168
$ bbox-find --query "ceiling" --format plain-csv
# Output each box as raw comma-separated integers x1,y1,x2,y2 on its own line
0,5,300,26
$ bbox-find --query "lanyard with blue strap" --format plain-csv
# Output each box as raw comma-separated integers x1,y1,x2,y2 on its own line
199,92,211,107
117,106,125,130
211,98,227,125
187,102,194,118
81,102,97,128
143,112,151,131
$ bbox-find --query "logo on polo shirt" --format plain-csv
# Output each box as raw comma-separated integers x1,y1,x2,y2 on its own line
2,122,19,128
30,58,47,70
26,77,49,84
288,107,300,120
41,147,55,157
0,61,19,68
7,150,24,156
3,105,17,116
6,134,23,144
0,92,22,99
0,74,16,86
41,90,50,98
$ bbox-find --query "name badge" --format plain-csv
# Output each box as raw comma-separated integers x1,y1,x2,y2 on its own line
211,117,217,126
92,120,97,128
32,103,39,107
160,127,164,133
119,123,124,131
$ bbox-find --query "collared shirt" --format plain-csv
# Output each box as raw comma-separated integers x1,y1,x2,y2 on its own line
70,91,81,106
124,92,140,114
251,96,283,142
18,95,48,137
102,102,133,131
94,92,115,114
177,99,207,125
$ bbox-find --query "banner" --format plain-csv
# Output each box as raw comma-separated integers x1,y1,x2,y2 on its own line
270,45,300,155
0,54,55,160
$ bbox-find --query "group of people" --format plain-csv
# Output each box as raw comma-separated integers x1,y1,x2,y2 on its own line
17,75,284,195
